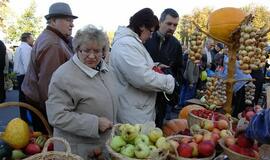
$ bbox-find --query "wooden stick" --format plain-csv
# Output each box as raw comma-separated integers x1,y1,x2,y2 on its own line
267,86,270,108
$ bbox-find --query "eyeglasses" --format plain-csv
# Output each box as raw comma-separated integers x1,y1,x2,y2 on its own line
79,48,102,56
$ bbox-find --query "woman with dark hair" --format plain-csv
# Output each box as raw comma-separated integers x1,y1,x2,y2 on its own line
110,8,175,124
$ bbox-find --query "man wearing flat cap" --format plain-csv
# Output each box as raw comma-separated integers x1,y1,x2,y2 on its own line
22,2,77,133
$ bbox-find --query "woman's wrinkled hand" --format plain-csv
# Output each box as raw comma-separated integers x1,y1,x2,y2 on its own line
98,117,113,132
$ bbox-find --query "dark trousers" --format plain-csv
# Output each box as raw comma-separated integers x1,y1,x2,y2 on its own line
17,75,30,124
250,70,264,105
232,86,246,118
0,72,5,103
25,96,51,134
155,93,167,128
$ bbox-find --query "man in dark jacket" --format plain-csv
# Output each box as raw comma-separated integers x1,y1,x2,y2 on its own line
144,8,183,128
21,2,77,133
0,40,6,103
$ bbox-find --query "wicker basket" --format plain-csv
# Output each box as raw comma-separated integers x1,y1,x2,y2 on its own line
0,102,52,136
105,124,168,160
166,135,216,160
24,137,83,160
218,139,256,160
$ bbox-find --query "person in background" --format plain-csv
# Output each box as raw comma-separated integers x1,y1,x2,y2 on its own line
13,32,34,123
179,58,200,107
202,38,215,68
250,68,264,105
210,42,224,71
46,24,117,159
0,40,6,103
110,8,175,124
144,8,183,127
21,2,77,133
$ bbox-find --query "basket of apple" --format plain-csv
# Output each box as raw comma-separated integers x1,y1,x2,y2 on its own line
219,133,259,160
166,134,216,160
106,123,171,160
187,109,231,131
238,105,262,121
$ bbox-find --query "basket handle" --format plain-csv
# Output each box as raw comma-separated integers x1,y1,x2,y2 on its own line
111,123,122,138
0,102,52,136
42,137,71,153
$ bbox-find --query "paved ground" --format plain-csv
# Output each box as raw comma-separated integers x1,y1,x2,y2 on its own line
0,90,19,131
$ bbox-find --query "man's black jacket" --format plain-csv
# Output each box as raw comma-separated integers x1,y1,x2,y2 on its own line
144,32,184,85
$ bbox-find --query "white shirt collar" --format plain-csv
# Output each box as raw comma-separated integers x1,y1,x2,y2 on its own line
72,54,109,78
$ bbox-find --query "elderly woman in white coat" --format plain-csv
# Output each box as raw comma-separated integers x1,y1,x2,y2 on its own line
46,25,118,159
110,8,175,124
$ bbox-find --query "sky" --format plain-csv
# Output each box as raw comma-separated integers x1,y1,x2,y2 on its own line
7,0,270,35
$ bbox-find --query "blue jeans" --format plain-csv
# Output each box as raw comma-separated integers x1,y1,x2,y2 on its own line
179,82,196,107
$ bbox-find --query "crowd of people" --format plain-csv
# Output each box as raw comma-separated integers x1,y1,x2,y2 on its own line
0,2,270,159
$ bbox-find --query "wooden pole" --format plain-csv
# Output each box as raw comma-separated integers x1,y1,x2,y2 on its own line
224,45,237,114
267,86,270,108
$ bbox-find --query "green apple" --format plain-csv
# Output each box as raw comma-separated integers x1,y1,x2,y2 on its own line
220,129,232,138
148,145,157,153
120,144,135,158
110,136,126,152
120,124,139,142
155,137,171,151
134,134,150,146
134,143,150,159
148,128,163,143
190,124,201,132
11,149,26,160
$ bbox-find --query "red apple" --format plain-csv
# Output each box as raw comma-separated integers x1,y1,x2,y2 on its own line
224,136,236,147
25,143,41,155
212,128,221,135
236,134,254,148
198,140,215,157
211,133,220,144
177,143,193,158
228,144,241,153
245,111,255,121
252,143,259,152
217,119,229,130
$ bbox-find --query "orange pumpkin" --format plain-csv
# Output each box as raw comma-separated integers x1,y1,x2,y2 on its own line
208,7,246,43
179,104,205,119
162,119,188,136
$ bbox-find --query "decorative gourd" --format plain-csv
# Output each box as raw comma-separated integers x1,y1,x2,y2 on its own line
179,104,205,119
162,119,188,136
0,140,12,159
208,7,246,43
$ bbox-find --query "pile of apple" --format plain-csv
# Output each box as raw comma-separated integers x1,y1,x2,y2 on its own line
109,124,172,159
169,134,216,158
190,119,233,142
223,133,258,158
2,130,52,160
190,109,229,122
239,105,262,121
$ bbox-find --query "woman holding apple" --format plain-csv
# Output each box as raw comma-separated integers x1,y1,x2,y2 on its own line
46,24,118,159
110,8,175,124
